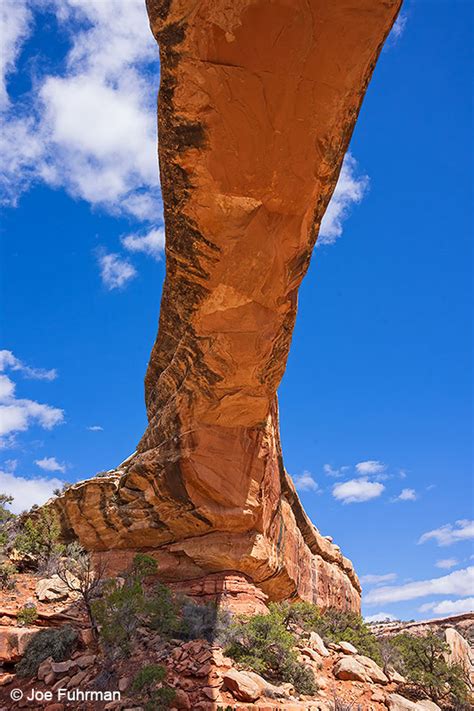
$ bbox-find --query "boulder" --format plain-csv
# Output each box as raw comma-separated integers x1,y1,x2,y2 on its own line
386,695,420,711
36,574,70,602
0,673,14,687
0,625,40,662
416,702,441,711
339,641,358,655
309,632,330,657
333,655,389,684
444,627,473,674
244,670,288,698
223,669,261,702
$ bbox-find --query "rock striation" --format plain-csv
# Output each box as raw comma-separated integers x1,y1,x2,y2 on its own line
51,0,402,610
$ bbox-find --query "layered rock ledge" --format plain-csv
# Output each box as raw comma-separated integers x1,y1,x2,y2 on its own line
51,0,402,611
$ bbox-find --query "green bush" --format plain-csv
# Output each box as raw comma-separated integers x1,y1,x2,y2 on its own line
16,625,78,676
145,582,181,638
224,604,316,694
132,664,175,711
17,604,38,626
0,493,15,550
14,508,63,572
391,632,470,705
0,561,16,590
308,608,382,664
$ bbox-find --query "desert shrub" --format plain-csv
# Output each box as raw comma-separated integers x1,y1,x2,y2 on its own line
0,493,15,551
333,698,362,711
179,599,221,642
392,632,470,705
17,604,38,626
16,625,78,676
224,604,316,694
0,561,16,589
312,609,382,664
132,664,175,711
145,581,182,637
91,573,145,657
279,600,322,632
14,508,63,572
92,553,161,657
378,635,403,675
55,542,107,640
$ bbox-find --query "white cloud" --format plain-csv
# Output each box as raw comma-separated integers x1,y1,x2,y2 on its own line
98,252,137,290
319,153,369,245
1,0,160,220
0,468,63,514
293,471,320,493
419,520,474,547
323,464,349,478
365,567,474,605
0,350,57,380
333,477,384,504
355,460,386,475
419,598,474,617
87,425,103,431
364,612,397,623
0,0,32,108
0,373,64,445
393,488,417,502
360,573,397,585
35,456,66,473
435,559,459,570
122,227,165,260
391,13,407,41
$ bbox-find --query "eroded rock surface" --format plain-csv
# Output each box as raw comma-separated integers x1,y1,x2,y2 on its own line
52,0,401,609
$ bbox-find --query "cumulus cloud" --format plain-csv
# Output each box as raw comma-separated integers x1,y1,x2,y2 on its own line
1,0,160,219
0,0,32,108
393,488,417,502
418,520,474,547
0,350,57,380
365,567,474,605
355,460,386,475
323,464,349,478
87,425,103,432
360,573,397,585
0,468,63,514
364,612,397,623
122,227,165,260
0,374,64,446
293,471,320,493
319,153,369,245
419,597,474,616
435,559,459,570
35,456,66,473
98,252,137,290
332,478,385,504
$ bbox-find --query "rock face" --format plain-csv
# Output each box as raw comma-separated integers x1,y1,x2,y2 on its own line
51,0,401,609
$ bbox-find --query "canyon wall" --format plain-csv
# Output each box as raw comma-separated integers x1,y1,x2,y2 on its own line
53,0,402,611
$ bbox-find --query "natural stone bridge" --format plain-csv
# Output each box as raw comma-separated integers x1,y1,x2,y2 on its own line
52,0,401,612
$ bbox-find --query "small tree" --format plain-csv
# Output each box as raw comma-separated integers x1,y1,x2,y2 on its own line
132,664,175,711
0,561,16,589
55,542,107,641
392,632,470,705
91,553,158,658
14,507,63,572
0,493,14,549
224,604,316,694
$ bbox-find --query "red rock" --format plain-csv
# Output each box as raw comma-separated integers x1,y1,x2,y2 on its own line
0,626,40,663
44,705,64,711
50,0,401,611
172,689,191,710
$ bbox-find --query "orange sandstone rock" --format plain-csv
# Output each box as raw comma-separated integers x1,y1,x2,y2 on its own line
52,0,402,611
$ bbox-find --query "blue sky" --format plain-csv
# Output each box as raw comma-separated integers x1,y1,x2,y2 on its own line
0,1,472,622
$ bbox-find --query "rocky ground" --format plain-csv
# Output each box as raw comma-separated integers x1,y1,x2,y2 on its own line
0,574,472,711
